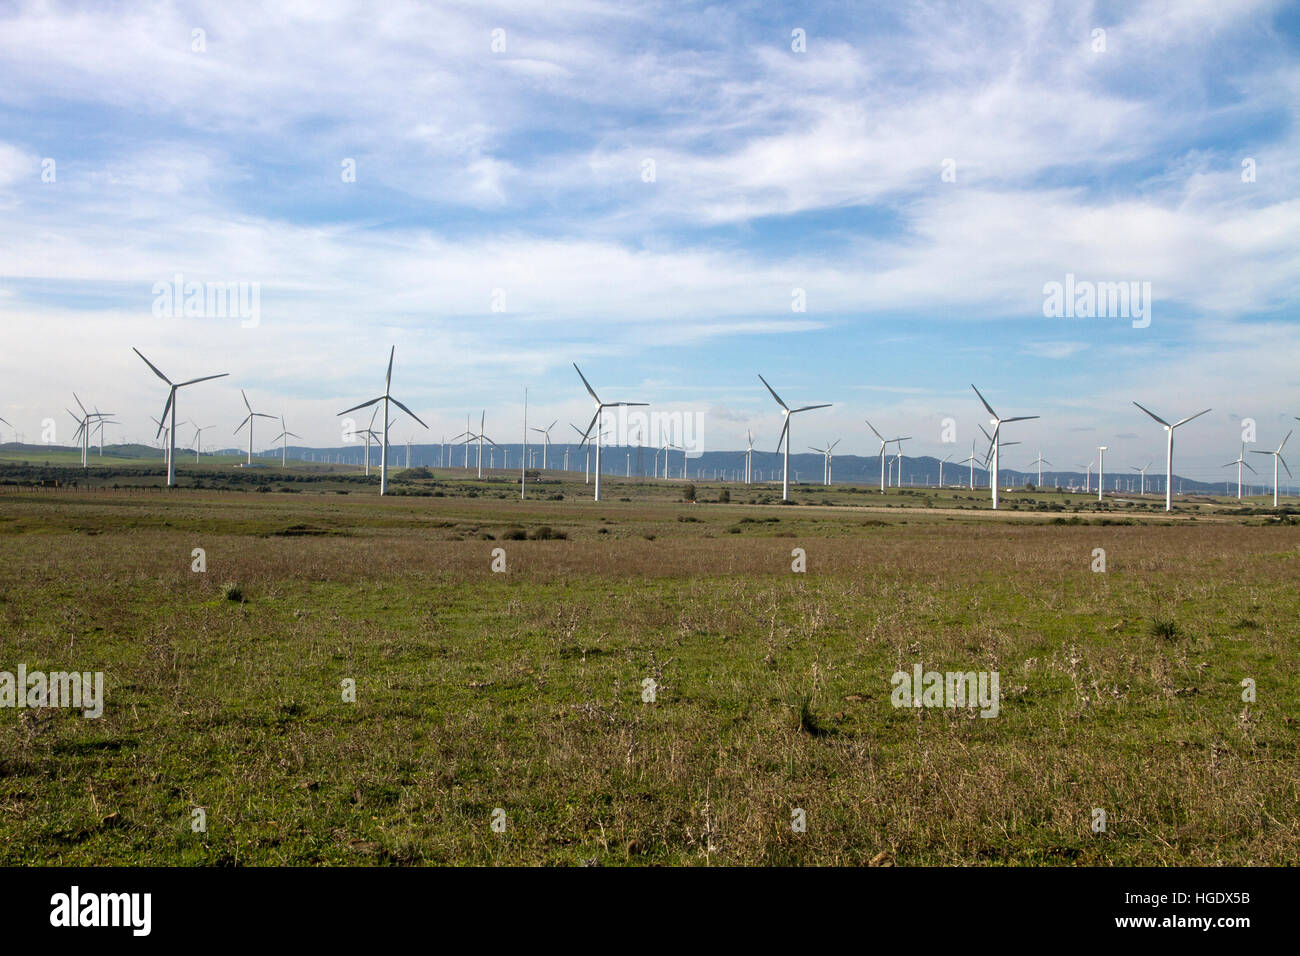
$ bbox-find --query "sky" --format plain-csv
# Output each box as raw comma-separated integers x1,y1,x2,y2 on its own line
1,0,1298,482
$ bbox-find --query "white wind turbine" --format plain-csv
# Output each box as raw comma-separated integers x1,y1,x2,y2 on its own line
91,414,118,456
939,452,953,488
1133,460,1156,497
972,385,1038,510
1096,445,1108,501
1250,430,1291,508
824,438,840,484
0,416,10,444
865,420,909,494
133,348,229,487
357,407,382,475
1133,402,1211,512
571,422,592,483
758,374,830,501
337,346,427,495
891,438,908,488
1027,450,1050,487
744,430,755,484
234,390,276,465
530,420,557,470
1220,446,1255,500
979,423,1021,498
1075,461,1093,494
470,411,497,478
272,415,300,467
191,424,212,463
958,441,978,490
574,363,647,502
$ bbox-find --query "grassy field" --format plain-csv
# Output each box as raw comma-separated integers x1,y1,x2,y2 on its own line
1,473,1297,865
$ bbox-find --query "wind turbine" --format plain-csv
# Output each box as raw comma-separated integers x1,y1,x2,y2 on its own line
1220,446,1255,500
979,423,1022,499
1027,451,1050,487
337,346,427,495
825,439,841,484
1096,445,1108,501
758,374,830,501
939,453,953,488
891,438,908,488
865,420,909,494
133,349,229,487
1075,461,1093,494
271,415,300,467
91,415,118,456
0,416,10,445
958,441,978,490
234,390,276,465
190,423,211,463
744,430,755,484
574,364,647,502
1133,402,1211,511
530,420,557,470
1250,430,1292,508
571,422,592,483
469,411,498,478
972,385,1038,510
1133,461,1156,497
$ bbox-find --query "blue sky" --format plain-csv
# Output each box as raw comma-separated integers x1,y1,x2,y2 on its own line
1,0,1298,482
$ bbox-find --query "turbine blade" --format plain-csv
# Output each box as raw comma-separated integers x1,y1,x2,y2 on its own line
386,346,395,392
775,416,789,454
389,397,428,429
1132,401,1169,427
757,373,788,410
865,419,885,442
1171,408,1212,429
1002,415,1039,423
970,384,998,419
234,415,251,434
241,389,251,413
791,403,831,413
338,396,384,416
133,348,172,385
573,363,601,403
1280,455,1292,479
177,373,229,387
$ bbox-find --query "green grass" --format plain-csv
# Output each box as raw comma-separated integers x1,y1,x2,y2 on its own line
0,486,1297,865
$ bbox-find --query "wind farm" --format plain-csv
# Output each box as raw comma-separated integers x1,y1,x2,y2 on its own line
2,0,1299,896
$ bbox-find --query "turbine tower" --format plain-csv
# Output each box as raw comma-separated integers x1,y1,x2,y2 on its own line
1096,445,1108,501
1133,402,1211,512
574,363,647,502
133,348,229,487
1250,430,1292,508
337,346,427,495
759,374,830,502
971,385,1038,510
